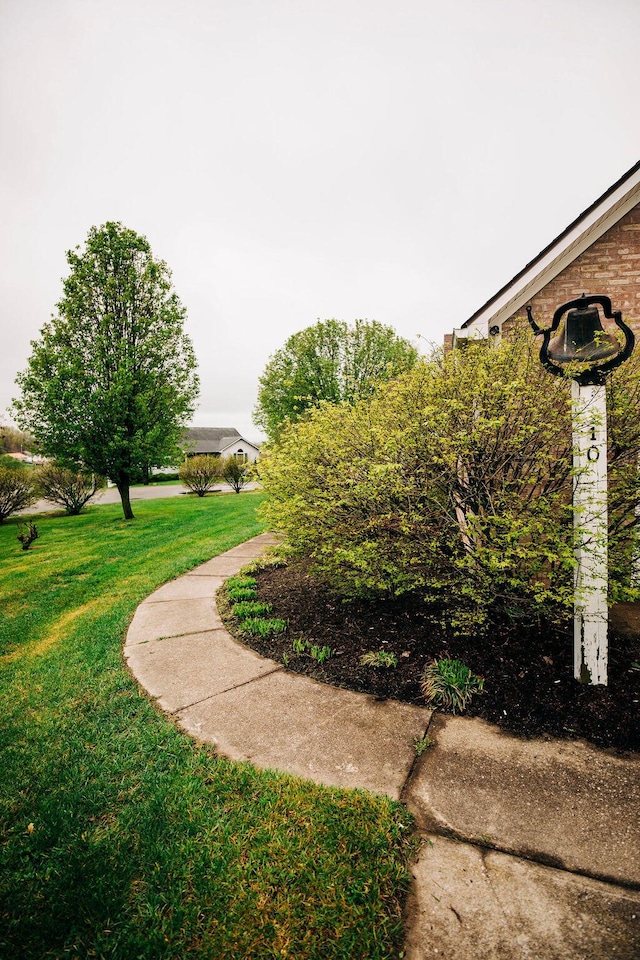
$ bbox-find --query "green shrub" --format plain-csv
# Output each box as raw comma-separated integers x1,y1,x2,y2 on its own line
0,466,37,522
36,461,101,515
219,455,251,493
421,659,484,713
150,470,180,482
258,325,640,630
179,455,220,496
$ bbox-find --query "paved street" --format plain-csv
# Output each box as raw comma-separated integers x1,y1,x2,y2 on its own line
20,482,259,515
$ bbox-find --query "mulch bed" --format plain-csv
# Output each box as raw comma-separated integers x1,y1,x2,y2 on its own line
226,557,640,754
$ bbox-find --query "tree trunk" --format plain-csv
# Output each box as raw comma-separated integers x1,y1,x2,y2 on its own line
116,477,135,520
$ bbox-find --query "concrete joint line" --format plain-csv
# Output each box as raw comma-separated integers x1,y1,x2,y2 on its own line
184,573,225,581
142,597,217,607
399,716,435,803
172,664,285,715
412,822,640,893
127,627,223,647
480,846,513,930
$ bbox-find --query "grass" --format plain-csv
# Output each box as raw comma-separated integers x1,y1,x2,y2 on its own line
0,493,414,959
413,735,434,756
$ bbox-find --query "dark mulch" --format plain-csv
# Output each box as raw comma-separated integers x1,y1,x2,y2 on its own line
225,557,640,754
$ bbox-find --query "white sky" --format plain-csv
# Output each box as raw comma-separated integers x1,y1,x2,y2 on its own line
2,0,639,442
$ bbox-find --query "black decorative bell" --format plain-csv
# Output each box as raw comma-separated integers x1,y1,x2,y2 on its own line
547,302,620,364
526,294,634,385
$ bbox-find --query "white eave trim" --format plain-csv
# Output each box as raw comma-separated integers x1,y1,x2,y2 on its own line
464,169,640,335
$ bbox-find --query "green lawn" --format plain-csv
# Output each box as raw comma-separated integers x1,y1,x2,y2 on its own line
0,493,413,959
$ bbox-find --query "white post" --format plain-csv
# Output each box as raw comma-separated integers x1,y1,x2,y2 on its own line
571,380,608,685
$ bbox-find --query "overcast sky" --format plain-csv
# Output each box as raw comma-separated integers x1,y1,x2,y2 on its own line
2,0,639,442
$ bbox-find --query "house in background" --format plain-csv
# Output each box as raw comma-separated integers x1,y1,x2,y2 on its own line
182,428,261,463
448,159,640,347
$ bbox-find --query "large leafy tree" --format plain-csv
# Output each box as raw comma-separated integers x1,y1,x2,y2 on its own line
253,318,418,440
12,222,199,519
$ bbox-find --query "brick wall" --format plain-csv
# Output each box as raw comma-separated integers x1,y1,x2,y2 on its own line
505,202,640,335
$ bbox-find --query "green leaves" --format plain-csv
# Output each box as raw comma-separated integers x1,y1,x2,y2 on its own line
253,318,418,440
258,324,640,631
421,659,484,713
12,222,199,519
179,455,220,497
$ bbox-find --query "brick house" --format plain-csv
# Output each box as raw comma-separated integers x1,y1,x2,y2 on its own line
449,159,640,347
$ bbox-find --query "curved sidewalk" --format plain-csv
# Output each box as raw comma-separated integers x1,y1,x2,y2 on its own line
125,533,640,960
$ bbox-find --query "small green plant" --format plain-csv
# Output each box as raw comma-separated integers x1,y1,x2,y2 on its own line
310,644,334,664
238,617,288,638
226,575,258,601
413,734,434,756
240,551,287,575
289,637,334,663
360,650,398,669
421,658,484,714
232,601,273,620
226,575,257,589
227,587,257,601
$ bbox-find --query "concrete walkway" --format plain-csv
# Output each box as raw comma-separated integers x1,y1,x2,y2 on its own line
124,533,640,959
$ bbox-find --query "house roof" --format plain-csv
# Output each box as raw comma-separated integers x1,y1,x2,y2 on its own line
184,427,240,454
183,428,260,455
455,159,640,341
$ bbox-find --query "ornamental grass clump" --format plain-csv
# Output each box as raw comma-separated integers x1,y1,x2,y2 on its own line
226,576,258,602
360,650,398,669
421,658,484,714
238,617,288,638
232,601,273,620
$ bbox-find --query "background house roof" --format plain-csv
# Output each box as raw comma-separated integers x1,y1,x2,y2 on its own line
455,159,640,341
183,427,241,454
